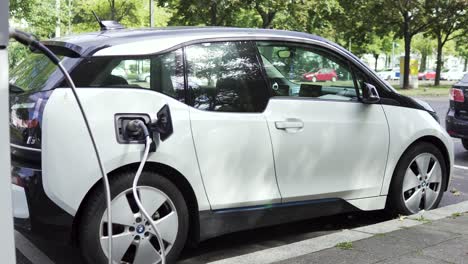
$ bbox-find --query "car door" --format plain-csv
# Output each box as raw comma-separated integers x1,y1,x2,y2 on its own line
256,41,389,202
186,41,281,210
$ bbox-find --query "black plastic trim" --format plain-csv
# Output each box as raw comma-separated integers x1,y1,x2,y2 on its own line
198,198,359,241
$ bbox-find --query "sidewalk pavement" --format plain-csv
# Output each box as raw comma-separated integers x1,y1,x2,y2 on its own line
211,201,468,264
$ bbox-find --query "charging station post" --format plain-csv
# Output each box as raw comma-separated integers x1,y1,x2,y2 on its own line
0,0,17,263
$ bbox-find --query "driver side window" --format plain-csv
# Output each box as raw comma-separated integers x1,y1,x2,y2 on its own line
256,42,360,101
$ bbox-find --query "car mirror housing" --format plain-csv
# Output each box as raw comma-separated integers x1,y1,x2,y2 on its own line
362,82,380,104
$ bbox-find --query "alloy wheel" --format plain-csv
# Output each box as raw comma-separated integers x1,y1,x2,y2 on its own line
99,186,178,264
402,153,442,214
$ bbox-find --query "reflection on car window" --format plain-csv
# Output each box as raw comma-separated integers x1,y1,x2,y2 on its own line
68,49,185,102
10,53,63,93
186,42,269,112
257,42,359,101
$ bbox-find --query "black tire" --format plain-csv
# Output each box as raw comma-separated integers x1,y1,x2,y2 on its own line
462,139,468,151
78,170,189,264
387,142,447,215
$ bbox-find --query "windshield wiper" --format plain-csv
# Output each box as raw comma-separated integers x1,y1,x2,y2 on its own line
9,83,25,94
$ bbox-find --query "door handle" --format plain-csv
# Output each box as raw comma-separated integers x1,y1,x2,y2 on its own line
275,120,304,130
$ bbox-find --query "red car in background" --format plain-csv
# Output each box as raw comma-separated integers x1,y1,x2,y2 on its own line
302,68,338,82
418,70,436,80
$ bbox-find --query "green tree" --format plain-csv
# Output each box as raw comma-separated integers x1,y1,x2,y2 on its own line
455,36,468,72
412,34,435,72
379,0,432,89
426,0,468,85
159,0,244,26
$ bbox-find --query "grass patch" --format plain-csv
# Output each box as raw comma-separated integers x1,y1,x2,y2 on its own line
410,215,431,224
394,85,450,97
335,241,353,250
451,212,463,218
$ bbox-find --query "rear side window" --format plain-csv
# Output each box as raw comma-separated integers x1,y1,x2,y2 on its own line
185,41,269,112
70,49,185,102
10,53,64,93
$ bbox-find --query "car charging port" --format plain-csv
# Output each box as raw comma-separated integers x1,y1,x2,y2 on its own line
115,114,151,144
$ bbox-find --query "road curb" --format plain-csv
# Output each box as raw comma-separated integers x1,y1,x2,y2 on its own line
208,200,468,264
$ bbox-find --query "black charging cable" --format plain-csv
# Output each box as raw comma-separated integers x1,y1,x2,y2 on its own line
9,28,114,264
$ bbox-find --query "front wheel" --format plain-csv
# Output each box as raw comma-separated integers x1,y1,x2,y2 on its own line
78,171,189,264
388,142,446,215
312,76,317,82
462,139,468,151
331,77,337,82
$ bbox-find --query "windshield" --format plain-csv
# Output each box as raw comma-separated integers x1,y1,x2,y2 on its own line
9,53,64,94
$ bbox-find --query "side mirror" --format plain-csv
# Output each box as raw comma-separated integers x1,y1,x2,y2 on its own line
361,82,380,104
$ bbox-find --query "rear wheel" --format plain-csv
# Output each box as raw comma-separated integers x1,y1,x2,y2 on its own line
462,139,468,151
388,142,446,215
78,171,189,264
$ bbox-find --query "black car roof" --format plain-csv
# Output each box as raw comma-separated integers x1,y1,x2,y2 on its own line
42,27,337,57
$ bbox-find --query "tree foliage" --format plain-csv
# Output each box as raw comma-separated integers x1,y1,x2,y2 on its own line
7,0,468,82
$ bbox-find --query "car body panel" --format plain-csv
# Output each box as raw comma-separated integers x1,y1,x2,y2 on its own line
41,88,211,215
189,108,281,209
380,105,454,195
264,98,390,201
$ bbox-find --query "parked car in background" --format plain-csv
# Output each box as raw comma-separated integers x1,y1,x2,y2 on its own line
446,73,468,151
376,68,400,80
302,68,338,82
442,70,466,81
137,72,151,82
418,69,436,80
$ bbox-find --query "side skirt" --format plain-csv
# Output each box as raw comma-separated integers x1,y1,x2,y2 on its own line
199,198,360,241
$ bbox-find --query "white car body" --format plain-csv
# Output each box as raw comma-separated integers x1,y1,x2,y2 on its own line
377,68,400,80
10,28,454,259
442,70,466,81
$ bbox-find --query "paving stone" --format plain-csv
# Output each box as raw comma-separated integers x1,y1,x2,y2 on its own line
352,233,422,260
421,219,468,235
421,235,468,264
377,253,452,264
353,219,421,234
431,201,468,216
410,210,446,221
272,247,382,264
387,224,460,247
208,230,372,264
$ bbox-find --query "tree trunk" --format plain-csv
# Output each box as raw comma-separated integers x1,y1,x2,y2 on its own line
464,58,467,72
210,0,217,26
374,54,379,71
435,37,443,86
110,0,116,20
420,52,427,72
403,32,411,89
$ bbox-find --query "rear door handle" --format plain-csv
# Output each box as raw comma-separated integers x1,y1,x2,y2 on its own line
275,119,304,130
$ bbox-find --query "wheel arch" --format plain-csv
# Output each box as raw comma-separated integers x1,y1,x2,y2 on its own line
71,161,200,248
388,135,451,195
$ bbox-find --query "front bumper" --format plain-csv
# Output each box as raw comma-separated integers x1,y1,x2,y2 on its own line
446,108,468,139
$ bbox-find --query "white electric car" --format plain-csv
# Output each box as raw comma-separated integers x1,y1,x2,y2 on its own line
10,26,453,264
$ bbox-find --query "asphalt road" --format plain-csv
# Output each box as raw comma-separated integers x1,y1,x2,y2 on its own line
421,97,468,207
15,96,468,264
